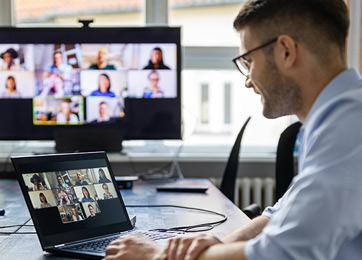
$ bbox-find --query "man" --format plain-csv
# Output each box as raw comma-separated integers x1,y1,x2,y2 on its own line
41,51,72,97
105,0,362,259
91,101,112,123
88,204,96,217
75,171,89,185
56,176,68,189
89,48,116,70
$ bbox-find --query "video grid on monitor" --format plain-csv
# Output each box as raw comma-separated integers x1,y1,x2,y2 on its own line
0,43,177,125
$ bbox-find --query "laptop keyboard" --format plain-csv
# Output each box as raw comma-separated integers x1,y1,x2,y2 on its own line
63,231,179,253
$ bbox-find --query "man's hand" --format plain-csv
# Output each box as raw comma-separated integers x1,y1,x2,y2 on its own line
165,233,222,260
104,233,165,260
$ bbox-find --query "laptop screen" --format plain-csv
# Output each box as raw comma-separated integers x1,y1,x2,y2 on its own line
11,152,133,249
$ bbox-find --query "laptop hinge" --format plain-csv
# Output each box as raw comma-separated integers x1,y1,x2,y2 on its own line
52,232,122,249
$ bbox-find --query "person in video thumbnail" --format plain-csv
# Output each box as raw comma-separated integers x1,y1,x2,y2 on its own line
0,48,20,71
56,100,79,124
89,73,116,97
143,70,164,98
98,169,111,183
59,189,71,206
89,48,116,70
39,192,51,208
143,47,170,70
102,183,114,199
1,76,21,98
91,101,112,123
41,51,72,97
71,207,84,221
56,175,69,189
30,174,44,191
75,171,89,186
87,204,96,217
81,186,95,202
46,51,72,74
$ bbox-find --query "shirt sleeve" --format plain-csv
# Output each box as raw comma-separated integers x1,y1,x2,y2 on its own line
261,199,281,219
244,98,362,260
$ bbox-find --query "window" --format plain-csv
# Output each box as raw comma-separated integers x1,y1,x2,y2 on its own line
224,82,231,125
200,83,209,124
170,1,291,149
14,0,143,25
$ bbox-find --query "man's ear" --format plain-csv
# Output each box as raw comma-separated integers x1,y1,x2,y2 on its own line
275,35,297,69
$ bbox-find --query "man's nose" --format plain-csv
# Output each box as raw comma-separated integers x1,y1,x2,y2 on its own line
245,76,253,89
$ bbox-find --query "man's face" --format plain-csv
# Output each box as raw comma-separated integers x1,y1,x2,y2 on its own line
57,177,63,184
89,206,95,216
239,27,301,118
99,103,109,117
98,51,107,63
77,172,82,181
149,72,159,88
54,53,62,67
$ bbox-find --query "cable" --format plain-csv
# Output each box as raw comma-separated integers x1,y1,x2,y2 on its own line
0,218,36,235
129,141,185,180
125,204,227,233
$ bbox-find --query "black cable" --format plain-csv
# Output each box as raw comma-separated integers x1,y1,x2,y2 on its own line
125,204,227,233
0,218,36,235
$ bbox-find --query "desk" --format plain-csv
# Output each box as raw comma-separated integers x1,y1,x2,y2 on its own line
0,178,250,260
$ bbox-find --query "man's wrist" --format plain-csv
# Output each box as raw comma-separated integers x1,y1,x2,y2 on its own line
153,250,167,260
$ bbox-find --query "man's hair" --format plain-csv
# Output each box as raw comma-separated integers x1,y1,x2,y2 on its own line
233,0,349,60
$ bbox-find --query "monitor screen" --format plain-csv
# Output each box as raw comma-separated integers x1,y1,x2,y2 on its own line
0,26,181,141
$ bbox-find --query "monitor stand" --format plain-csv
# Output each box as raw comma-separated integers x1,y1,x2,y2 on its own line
54,128,123,153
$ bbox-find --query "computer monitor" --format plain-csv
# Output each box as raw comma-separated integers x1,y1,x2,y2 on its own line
0,26,181,149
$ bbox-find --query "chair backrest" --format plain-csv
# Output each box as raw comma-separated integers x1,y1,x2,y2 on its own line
275,121,302,200
220,116,251,202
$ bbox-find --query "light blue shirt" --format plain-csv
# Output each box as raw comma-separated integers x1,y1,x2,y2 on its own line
245,68,362,260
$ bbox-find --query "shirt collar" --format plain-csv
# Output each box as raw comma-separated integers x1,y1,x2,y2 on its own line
301,68,362,130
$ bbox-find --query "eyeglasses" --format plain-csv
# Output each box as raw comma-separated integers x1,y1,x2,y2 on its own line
232,37,278,76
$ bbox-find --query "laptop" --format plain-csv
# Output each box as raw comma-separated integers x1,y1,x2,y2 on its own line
11,151,176,259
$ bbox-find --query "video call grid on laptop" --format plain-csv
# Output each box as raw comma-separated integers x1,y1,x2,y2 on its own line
11,151,172,259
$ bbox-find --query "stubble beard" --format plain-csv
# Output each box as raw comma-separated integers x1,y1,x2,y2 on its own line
261,59,302,119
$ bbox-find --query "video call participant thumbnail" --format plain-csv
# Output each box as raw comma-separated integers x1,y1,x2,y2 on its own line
89,73,116,97
1,75,21,98
89,48,116,70
74,171,89,186
56,100,79,125
39,192,52,208
0,48,20,71
143,70,164,98
143,47,170,70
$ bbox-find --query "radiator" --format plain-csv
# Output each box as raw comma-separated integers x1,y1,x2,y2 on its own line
209,177,275,209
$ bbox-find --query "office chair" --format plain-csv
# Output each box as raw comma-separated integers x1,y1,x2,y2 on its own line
220,116,251,203
275,121,302,201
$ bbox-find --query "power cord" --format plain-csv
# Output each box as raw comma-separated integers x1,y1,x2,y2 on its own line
125,204,227,233
0,205,227,235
